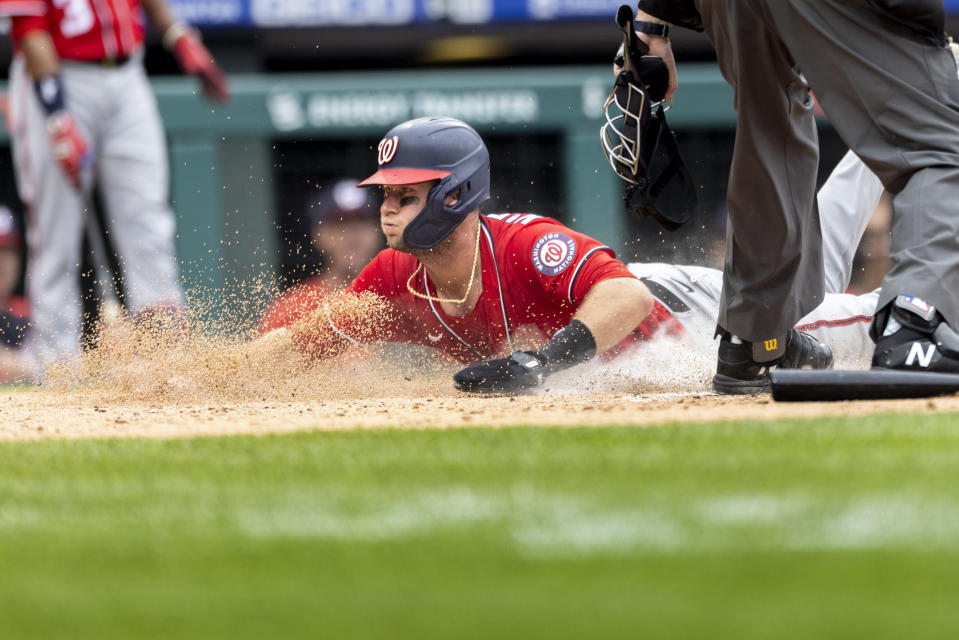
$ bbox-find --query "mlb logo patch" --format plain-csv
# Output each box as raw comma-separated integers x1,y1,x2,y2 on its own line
898,295,936,321
532,233,577,276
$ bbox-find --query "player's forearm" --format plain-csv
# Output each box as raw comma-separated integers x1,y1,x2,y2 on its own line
573,277,653,353
140,0,178,39
284,290,392,361
151,6,230,103
452,277,654,392
20,31,60,79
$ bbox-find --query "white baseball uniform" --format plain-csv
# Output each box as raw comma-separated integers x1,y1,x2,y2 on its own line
4,0,184,373
628,142,889,368
628,262,878,368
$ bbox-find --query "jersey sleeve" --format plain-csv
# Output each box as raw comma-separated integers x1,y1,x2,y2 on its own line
0,1,46,17
509,221,638,308
11,13,49,40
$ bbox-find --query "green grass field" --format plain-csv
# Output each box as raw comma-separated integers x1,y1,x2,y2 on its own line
3,413,959,638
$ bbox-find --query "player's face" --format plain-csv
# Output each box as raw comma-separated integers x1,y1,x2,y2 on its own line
379,182,432,252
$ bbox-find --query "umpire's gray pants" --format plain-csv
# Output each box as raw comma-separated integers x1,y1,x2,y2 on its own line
697,0,959,349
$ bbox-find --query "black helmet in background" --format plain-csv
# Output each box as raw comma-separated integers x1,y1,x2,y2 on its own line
358,116,491,249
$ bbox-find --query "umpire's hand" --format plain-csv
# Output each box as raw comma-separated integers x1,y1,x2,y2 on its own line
629,11,678,101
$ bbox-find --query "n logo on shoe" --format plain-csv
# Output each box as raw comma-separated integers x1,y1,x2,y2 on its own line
905,342,936,368
763,339,778,352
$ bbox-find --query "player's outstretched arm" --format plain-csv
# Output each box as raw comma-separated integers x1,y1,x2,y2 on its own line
453,277,654,393
571,276,654,353
142,0,230,103
252,290,395,363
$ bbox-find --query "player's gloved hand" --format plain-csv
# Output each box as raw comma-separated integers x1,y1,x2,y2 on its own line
34,75,91,188
453,351,549,393
166,23,230,103
453,319,597,394
46,111,90,189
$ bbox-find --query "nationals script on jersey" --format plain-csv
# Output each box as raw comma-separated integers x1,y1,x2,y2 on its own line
322,214,675,363
2,0,144,61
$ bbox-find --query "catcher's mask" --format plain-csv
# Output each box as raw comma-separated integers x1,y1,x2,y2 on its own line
600,5,697,231
358,116,491,249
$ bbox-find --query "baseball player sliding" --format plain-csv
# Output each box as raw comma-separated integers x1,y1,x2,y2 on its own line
0,0,229,377
262,116,882,394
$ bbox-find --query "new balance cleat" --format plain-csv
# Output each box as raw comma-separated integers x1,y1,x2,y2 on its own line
871,295,959,373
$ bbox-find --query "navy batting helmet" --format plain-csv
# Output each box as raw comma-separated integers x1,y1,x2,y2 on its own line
358,116,491,249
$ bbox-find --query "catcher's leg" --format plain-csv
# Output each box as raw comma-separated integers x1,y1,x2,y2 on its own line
769,0,959,332
817,151,885,294
795,289,879,369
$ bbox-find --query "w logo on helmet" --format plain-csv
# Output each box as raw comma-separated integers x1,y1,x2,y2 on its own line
377,136,399,166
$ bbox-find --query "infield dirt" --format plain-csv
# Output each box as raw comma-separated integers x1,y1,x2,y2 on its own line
3,385,959,441
4,368,958,441
4,301,956,441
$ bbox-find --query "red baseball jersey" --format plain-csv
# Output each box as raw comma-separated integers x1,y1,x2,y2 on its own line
5,0,144,61
317,213,675,364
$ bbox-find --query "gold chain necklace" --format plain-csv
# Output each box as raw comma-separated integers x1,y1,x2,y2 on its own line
406,222,482,305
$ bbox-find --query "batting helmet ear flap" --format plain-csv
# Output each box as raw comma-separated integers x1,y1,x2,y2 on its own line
402,177,467,249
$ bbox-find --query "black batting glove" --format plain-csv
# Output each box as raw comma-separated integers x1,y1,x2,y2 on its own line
453,351,548,394
453,320,597,394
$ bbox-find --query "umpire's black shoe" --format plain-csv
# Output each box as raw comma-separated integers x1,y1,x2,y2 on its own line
712,328,834,395
871,296,959,373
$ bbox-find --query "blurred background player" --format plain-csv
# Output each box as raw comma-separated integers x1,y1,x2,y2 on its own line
0,0,229,378
258,179,382,334
0,203,30,383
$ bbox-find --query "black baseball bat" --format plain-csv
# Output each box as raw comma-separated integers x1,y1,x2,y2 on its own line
771,369,959,402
